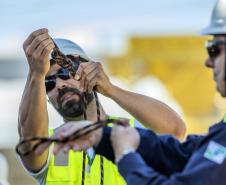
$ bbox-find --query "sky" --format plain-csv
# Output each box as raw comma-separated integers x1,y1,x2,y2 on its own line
0,0,216,58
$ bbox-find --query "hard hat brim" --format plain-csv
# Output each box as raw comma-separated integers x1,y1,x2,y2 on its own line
200,25,226,35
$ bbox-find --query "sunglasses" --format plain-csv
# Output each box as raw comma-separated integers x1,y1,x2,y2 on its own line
45,68,71,93
46,54,89,93
205,40,226,59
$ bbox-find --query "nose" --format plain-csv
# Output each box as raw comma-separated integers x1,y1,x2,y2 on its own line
204,57,214,68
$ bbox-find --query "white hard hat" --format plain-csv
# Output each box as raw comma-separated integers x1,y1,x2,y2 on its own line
201,0,226,35
53,38,89,60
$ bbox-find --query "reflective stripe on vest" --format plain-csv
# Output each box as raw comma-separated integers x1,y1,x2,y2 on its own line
46,117,135,185
108,115,135,127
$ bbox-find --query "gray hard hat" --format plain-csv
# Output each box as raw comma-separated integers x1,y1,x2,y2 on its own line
53,38,89,60
201,0,226,35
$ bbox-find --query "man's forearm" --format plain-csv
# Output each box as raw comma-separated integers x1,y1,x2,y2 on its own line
18,73,49,172
18,73,48,137
106,85,186,139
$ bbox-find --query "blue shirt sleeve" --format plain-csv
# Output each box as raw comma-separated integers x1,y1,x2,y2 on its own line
96,127,203,175
137,129,202,175
118,151,226,185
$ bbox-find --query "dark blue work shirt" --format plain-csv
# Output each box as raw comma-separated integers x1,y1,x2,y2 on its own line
96,118,226,185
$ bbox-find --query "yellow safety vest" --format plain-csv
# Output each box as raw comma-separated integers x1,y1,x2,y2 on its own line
46,117,135,185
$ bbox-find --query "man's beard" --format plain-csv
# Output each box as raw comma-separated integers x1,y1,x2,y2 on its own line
56,87,94,119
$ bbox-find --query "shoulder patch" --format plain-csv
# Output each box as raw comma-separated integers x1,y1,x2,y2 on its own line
204,141,226,164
